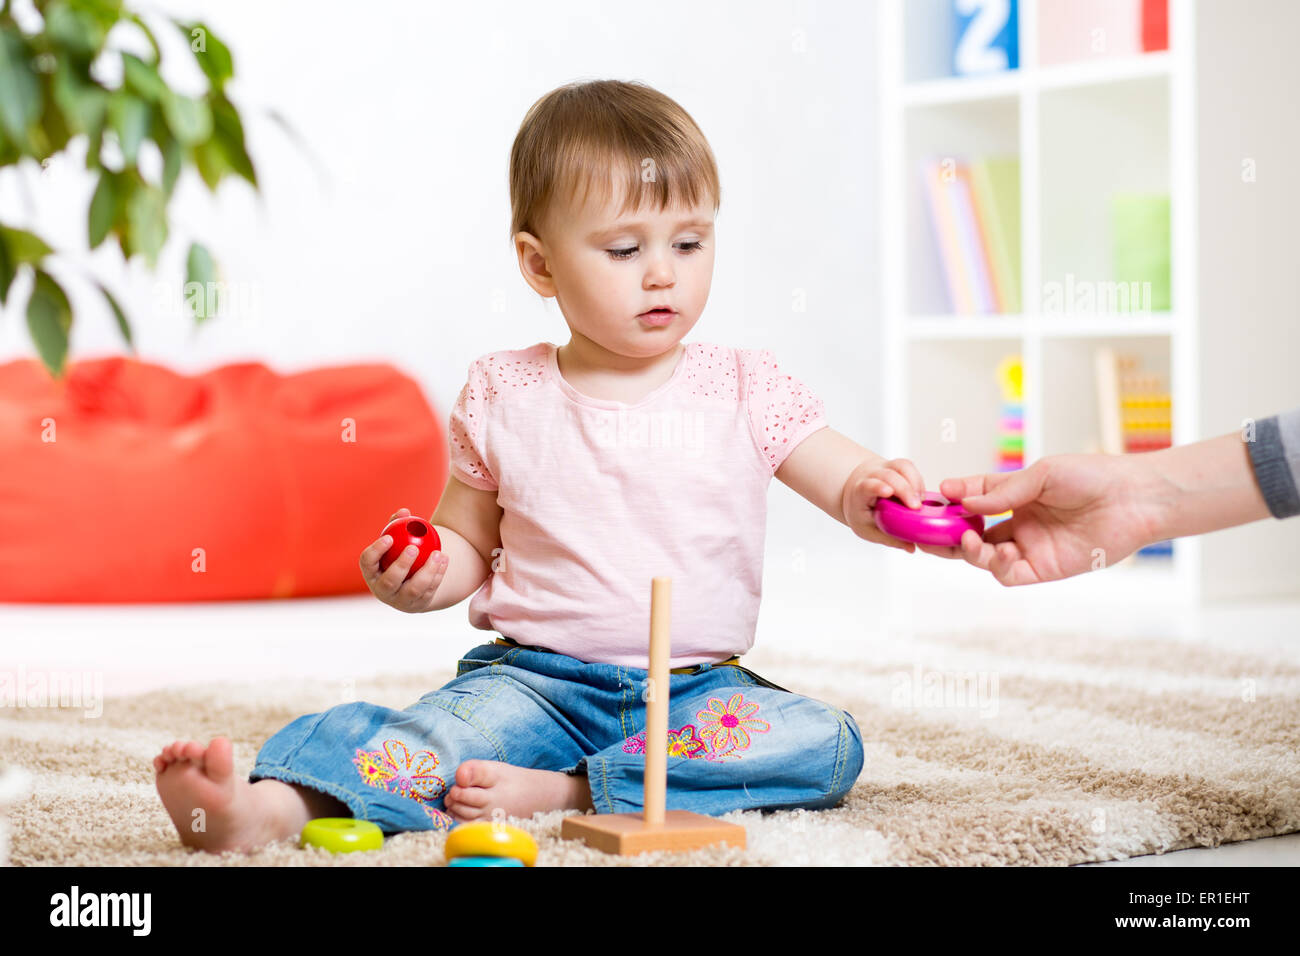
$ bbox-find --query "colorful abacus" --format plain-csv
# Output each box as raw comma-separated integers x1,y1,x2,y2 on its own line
1118,356,1174,557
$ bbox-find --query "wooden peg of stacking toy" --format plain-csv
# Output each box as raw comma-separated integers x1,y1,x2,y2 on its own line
559,576,747,855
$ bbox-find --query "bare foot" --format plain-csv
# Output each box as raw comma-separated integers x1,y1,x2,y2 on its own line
443,760,593,821
153,736,297,853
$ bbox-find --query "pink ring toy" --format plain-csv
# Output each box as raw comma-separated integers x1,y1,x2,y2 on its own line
873,491,985,547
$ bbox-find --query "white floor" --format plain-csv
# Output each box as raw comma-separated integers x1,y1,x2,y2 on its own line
3,536,1297,866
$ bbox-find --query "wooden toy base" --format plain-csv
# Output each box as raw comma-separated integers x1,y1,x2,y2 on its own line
560,810,746,856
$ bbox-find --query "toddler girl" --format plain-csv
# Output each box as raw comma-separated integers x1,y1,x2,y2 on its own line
153,78,944,852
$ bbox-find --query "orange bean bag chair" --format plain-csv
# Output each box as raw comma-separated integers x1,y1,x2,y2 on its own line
0,355,447,602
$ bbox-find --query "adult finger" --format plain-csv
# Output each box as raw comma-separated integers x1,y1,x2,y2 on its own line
992,551,1039,587
939,472,1008,504
917,543,962,559
959,528,991,569
982,519,1017,546
989,541,1028,586
951,464,1047,516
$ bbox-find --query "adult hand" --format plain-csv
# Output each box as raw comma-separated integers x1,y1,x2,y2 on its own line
939,454,1162,586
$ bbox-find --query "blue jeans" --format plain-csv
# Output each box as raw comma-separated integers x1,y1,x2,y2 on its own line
248,640,865,834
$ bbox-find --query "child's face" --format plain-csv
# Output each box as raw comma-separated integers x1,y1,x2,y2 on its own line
516,181,715,359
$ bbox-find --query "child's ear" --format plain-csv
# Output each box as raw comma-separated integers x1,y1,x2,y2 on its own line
514,231,556,297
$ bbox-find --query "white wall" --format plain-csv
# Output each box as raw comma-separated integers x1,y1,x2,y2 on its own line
0,0,885,577
1195,0,1300,600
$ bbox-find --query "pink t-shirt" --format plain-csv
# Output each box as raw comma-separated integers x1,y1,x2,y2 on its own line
447,340,828,669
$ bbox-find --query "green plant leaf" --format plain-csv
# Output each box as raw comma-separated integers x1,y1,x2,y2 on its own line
160,87,212,146
95,279,134,350
26,269,72,379
87,170,117,248
0,226,54,264
185,241,218,323
43,1,109,58
125,181,166,267
160,131,182,196
176,20,233,87
122,52,166,103
0,30,41,147
38,82,73,158
0,234,14,306
211,92,256,187
191,136,228,189
107,90,150,166
52,57,108,136
84,121,105,170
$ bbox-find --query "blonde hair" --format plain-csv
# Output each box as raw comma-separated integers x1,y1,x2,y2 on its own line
508,79,721,243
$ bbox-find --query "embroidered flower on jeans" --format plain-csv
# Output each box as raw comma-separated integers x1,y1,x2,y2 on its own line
353,738,446,803
667,724,708,759
424,805,457,831
622,724,713,759
697,692,770,754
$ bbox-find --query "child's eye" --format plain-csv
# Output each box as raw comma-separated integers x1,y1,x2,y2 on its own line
606,241,705,261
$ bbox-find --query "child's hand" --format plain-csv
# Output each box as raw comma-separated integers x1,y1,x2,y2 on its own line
841,457,959,559
842,458,927,553
359,507,449,613
844,461,967,559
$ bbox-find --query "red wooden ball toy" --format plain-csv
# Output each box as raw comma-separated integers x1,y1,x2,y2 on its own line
378,516,442,582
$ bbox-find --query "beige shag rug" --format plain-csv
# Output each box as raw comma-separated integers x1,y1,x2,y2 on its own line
5,626,1300,866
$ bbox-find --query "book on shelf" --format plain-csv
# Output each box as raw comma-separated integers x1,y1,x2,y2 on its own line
922,156,1021,315
1111,193,1171,312
970,158,1022,313
1037,0,1167,67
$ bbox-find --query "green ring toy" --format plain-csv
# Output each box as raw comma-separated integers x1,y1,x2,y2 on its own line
300,817,384,853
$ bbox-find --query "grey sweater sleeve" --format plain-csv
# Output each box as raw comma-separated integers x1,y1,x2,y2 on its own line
1246,406,1300,519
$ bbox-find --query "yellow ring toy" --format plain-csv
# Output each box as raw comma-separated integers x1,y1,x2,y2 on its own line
444,821,538,866
300,817,384,853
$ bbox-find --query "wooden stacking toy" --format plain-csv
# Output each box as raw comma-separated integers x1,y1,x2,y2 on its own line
560,577,747,855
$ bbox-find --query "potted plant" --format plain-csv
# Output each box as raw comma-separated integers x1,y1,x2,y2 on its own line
0,0,270,378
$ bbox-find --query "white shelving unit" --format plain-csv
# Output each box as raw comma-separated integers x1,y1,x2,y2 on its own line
879,0,1199,598
881,0,1300,603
